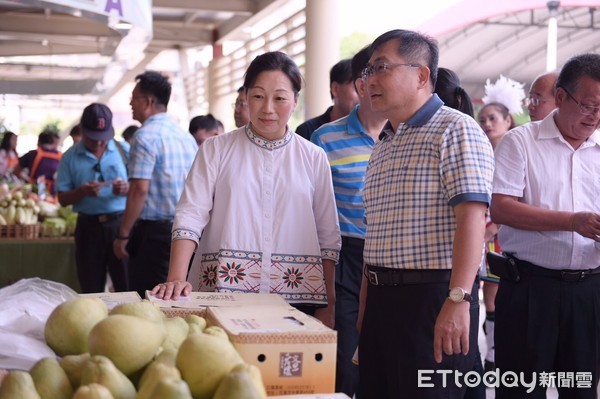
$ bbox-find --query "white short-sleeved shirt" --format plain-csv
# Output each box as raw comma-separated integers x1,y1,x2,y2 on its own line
493,111,600,269
173,126,341,306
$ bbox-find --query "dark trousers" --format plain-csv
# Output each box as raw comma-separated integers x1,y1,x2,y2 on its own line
127,219,172,298
495,260,600,399
74,213,128,293
464,276,486,399
335,236,364,398
359,272,479,399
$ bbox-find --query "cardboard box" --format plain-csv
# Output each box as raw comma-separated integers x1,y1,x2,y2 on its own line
268,396,349,399
79,291,142,310
207,306,337,396
145,291,291,318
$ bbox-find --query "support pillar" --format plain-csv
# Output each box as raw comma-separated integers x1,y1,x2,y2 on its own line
208,40,232,128
304,0,341,120
177,48,192,116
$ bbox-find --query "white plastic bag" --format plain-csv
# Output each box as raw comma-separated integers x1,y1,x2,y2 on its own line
0,278,77,370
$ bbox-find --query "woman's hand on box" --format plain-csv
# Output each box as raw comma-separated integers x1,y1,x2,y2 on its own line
151,281,192,300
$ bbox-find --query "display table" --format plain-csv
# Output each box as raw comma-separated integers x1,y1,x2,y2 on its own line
0,238,80,292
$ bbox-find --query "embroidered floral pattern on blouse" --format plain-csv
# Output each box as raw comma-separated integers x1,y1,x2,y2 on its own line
202,265,218,287
172,228,200,243
283,267,304,288
321,248,340,262
197,249,328,305
219,261,247,284
245,124,292,150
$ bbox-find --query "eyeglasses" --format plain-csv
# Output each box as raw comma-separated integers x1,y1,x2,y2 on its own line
232,100,248,109
562,87,600,116
93,162,104,182
523,96,552,107
361,62,421,81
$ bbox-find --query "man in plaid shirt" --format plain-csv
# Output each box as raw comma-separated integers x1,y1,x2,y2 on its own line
357,29,494,398
114,71,197,297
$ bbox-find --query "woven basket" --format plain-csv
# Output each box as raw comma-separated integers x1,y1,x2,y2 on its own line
39,224,75,239
0,223,41,239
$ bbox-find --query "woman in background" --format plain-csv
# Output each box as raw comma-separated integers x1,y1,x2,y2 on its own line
0,131,18,177
477,75,524,373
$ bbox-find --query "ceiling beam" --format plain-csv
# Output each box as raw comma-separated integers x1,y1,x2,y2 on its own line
0,42,107,57
215,0,289,42
0,13,114,37
151,22,214,47
0,79,98,95
98,51,161,103
152,0,254,14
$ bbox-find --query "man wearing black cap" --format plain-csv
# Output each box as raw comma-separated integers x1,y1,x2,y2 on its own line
56,102,130,293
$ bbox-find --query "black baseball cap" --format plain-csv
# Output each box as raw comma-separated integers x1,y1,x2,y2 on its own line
80,103,115,141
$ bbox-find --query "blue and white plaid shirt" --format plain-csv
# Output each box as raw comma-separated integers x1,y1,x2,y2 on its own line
364,94,494,270
129,113,198,220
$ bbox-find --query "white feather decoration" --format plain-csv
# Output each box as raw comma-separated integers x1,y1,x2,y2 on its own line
482,75,526,115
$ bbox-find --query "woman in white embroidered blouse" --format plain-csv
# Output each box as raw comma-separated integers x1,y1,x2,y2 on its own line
151,51,341,328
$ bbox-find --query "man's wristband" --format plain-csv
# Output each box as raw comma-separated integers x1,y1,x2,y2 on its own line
115,235,129,240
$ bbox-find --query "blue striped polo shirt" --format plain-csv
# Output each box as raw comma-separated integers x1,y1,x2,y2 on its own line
311,105,375,239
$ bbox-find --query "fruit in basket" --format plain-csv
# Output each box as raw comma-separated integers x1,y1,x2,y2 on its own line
137,361,182,399
185,314,206,335
162,316,189,351
0,190,41,225
0,370,41,399
30,357,74,399
37,201,59,218
213,365,267,399
0,183,8,199
45,297,109,356
176,333,244,399
153,348,178,367
203,325,229,341
88,315,167,376
145,378,192,399
59,353,91,388
229,363,267,397
42,217,67,236
80,356,136,399
73,383,115,399
109,300,164,323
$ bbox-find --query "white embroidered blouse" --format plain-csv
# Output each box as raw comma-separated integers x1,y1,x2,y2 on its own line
172,126,341,306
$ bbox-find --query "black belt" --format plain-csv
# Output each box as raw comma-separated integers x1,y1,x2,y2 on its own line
78,212,123,223
138,219,173,225
512,256,600,282
341,236,365,246
366,265,451,286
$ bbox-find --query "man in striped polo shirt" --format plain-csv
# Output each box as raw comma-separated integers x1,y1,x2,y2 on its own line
311,45,387,399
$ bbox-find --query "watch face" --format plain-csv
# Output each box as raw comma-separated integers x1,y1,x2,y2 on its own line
449,288,464,302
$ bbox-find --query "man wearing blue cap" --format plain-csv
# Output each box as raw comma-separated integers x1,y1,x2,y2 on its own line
56,102,130,293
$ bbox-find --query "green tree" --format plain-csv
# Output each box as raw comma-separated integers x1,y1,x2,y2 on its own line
340,32,375,59
41,119,63,134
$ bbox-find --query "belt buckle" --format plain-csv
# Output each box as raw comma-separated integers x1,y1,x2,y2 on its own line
98,214,108,223
561,270,585,282
368,270,379,286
